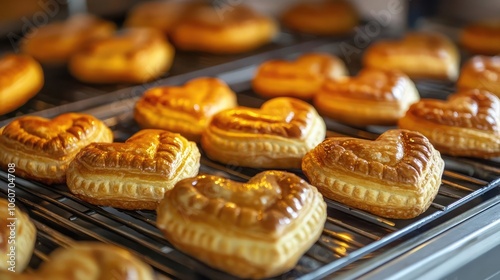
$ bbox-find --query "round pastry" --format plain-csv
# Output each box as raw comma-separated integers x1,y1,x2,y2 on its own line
0,243,156,280
0,54,44,115
67,129,200,210
457,55,500,98
157,170,327,279
460,20,500,55
314,68,420,126
201,97,326,169
0,198,36,272
398,89,500,159
363,32,460,81
20,14,116,64
252,53,348,99
134,77,237,141
0,113,113,185
302,129,444,219
170,4,278,54
68,28,174,84
281,0,359,35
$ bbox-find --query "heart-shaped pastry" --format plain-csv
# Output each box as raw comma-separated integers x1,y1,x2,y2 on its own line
67,129,200,210
252,53,347,99
398,90,500,158
314,68,419,126
0,243,156,280
302,129,444,219
157,170,327,279
134,77,237,141
363,32,459,81
458,55,500,98
0,113,113,184
201,97,326,168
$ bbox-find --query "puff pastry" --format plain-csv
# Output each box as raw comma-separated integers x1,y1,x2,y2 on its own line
201,97,326,169
0,113,113,185
0,243,156,280
134,77,237,141
457,55,500,98
157,170,327,279
398,90,500,158
67,129,200,210
303,129,444,219
363,32,460,81
252,53,348,99
0,198,36,272
460,20,500,55
0,54,44,115
314,68,420,126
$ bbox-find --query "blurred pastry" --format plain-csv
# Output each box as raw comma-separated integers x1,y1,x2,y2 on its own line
457,55,500,97
460,20,500,55
282,0,359,35
363,32,459,81
157,170,327,279
0,113,113,185
68,28,174,84
134,77,237,141
252,53,348,99
67,129,200,210
21,14,116,64
302,129,444,219
0,243,156,280
171,4,278,54
0,54,44,115
398,90,500,158
0,198,36,272
314,69,419,126
201,97,326,169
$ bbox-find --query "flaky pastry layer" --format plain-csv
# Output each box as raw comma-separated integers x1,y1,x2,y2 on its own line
457,56,500,98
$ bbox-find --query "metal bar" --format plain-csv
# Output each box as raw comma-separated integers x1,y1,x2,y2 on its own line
441,179,475,192
327,218,381,241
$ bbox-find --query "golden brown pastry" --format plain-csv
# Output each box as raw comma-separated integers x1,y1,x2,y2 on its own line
457,55,500,98
0,113,113,185
398,90,500,158
134,77,237,141
302,129,444,219
460,20,500,55
252,53,348,99
0,243,156,280
201,97,326,169
0,198,36,272
67,129,200,210
171,4,278,54
314,68,420,126
0,54,44,115
363,32,460,81
68,28,174,84
281,0,359,35
21,14,116,64
157,170,327,279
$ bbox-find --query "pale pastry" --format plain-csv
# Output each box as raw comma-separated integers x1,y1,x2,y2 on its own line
0,54,44,115
0,113,113,185
0,243,156,280
68,28,174,84
302,129,444,219
134,77,237,141
0,198,36,272
457,55,500,98
67,129,200,210
281,0,359,35
201,97,326,169
460,20,500,55
314,68,420,126
157,170,327,279
363,32,460,81
171,4,278,54
21,14,116,64
252,53,348,99
398,90,500,158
